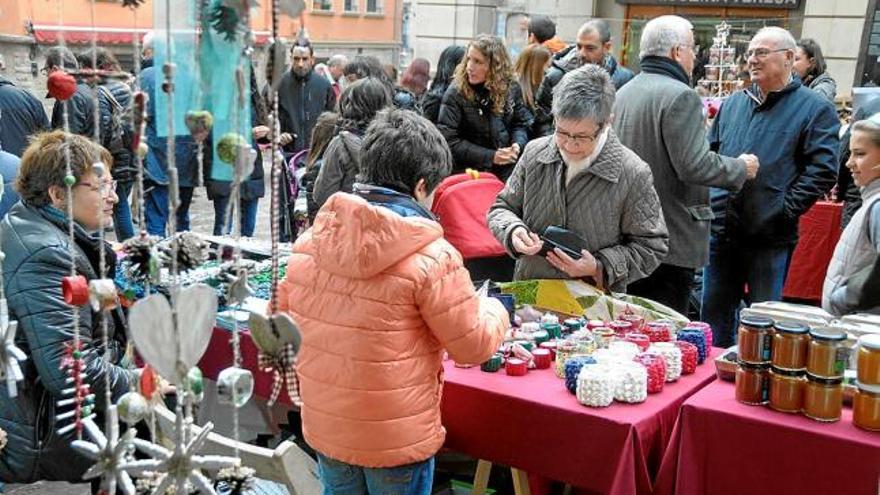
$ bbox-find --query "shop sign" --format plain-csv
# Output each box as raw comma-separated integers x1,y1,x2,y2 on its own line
616,0,802,9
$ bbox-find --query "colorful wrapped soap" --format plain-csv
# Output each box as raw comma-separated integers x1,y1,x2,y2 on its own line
645,321,673,342
480,353,504,372
539,341,557,360
505,358,528,376
609,340,641,361
565,355,597,394
576,364,615,407
555,340,578,378
593,327,615,349
541,322,563,339
619,313,645,332
586,320,606,330
532,348,552,369
612,361,648,404
532,330,550,346
609,320,633,337
685,321,713,350
650,342,683,382
635,352,667,393
677,329,708,364
563,318,583,334
675,341,698,375
625,332,650,352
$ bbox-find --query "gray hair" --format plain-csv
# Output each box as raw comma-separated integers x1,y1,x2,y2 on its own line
142,31,155,52
753,26,797,50
552,64,615,123
578,19,612,44
328,54,348,69
639,15,693,59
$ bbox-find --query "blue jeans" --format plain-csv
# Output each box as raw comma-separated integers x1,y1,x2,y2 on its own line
701,235,793,348
144,180,194,236
317,453,434,495
212,195,259,237
113,180,135,241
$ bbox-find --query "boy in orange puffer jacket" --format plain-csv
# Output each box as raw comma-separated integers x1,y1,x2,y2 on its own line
279,108,509,494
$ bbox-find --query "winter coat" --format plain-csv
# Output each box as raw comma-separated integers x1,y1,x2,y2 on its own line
708,80,840,246
534,48,634,136
279,185,508,468
0,203,134,483
487,131,669,293
277,69,336,154
805,72,837,104
0,150,20,219
437,81,533,180
97,79,136,182
613,61,747,269
0,77,48,157
50,81,97,139
393,86,420,112
313,130,362,209
138,66,199,187
822,179,880,316
421,84,447,124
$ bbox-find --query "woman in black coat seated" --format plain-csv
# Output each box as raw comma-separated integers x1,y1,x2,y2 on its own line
437,35,533,181
0,131,136,484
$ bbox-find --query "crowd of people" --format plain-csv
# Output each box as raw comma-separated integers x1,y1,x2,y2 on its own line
0,11,878,494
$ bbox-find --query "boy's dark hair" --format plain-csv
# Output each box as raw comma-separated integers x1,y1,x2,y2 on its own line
359,109,452,195
45,46,79,71
343,55,387,82
528,15,556,44
338,77,393,132
291,37,313,56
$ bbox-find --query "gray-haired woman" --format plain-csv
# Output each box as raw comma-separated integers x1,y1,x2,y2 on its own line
488,65,669,292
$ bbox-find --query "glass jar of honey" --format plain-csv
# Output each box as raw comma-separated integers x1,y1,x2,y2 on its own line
853,382,880,432
802,375,843,422
857,334,880,386
771,321,809,370
768,366,805,413
737,314,774,364
735,362,769,405
806,327,847,379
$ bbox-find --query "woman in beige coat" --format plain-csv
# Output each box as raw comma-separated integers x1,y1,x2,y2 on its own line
488,65,668,293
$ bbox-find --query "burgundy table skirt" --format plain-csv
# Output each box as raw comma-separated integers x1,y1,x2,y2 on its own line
654,380,880,495
440,350,719,495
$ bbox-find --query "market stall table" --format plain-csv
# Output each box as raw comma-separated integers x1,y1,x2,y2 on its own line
783,201,843,303
654,380,880,495
440,350,719,495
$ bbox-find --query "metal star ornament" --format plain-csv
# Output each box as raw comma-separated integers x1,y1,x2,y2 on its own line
71,406,137,495
121,409,239,495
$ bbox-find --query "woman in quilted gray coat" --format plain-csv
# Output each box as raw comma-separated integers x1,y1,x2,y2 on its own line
0,132,136,484
488,65,668,293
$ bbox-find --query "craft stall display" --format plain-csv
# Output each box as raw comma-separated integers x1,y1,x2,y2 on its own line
2,1,319,494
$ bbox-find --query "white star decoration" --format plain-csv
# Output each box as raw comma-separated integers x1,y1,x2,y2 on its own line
71,406,137,495
0,299,25,398
121,408,239,495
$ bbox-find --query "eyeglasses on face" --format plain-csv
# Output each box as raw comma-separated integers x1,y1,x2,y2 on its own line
555,124,604,146
746,48,790,59
76,179,117,193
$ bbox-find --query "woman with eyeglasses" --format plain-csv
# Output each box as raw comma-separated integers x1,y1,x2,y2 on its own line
0,131,139,484
488,65,669,292
437,35,533,181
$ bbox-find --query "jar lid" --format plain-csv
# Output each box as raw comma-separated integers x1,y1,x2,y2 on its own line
740,314,774,329
856,381,880,395
769,366,805,377
858,334,880,351
805,373,843,385
738,361,769,370
809,327,846,342
773,320,809,334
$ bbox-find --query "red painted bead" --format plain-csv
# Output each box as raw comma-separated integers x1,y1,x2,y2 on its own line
62,275,89,306
47,71,77,101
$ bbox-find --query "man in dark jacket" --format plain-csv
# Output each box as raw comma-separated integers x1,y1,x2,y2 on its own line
0,76,48,157
277,38,336,154
702,27,840,347
534,19,634,136
613,15,759,314
45,46,98,139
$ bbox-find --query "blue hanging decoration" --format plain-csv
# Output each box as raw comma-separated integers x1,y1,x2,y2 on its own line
200,0,252,182
152,1,202,140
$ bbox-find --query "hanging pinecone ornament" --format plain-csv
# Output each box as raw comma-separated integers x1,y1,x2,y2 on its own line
122,233,160,282
156,232,209,272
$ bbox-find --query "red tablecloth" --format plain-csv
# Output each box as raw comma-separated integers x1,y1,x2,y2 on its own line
783,201,843,302
654,380,880,495
441,350,719,495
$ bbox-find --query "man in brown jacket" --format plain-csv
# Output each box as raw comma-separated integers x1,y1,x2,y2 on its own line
488,65,668,293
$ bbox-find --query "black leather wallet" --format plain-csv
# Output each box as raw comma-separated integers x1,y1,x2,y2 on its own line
538,225,587,260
